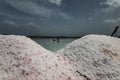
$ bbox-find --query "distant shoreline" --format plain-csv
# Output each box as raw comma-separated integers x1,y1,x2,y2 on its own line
27,36,82,38
1,34,120,38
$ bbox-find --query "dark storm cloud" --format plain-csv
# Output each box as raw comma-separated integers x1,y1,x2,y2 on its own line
4,0,70,18
0,0,120,36
0,0,72,35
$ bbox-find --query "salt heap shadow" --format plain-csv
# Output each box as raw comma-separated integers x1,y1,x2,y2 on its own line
59,34,120,80
0,35,82,80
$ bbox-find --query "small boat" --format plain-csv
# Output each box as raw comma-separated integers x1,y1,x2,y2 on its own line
50,38,60,43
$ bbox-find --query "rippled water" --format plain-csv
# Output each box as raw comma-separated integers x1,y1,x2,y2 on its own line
32,38,77,52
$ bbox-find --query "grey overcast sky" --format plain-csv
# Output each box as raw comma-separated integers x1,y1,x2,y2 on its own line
0,0,120,36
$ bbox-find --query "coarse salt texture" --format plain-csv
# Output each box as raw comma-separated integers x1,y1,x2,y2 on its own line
0,35,82,80
59,34,120,80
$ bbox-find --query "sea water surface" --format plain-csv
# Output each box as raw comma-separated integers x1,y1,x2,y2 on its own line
32,38,78,52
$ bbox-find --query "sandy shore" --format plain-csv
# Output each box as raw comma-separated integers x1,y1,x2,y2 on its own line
0,35,82,80
0,34,120,80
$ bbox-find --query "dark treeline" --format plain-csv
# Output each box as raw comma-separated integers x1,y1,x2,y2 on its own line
27,36,82,38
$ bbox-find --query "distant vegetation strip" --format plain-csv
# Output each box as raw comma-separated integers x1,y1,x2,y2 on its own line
27,36,82,38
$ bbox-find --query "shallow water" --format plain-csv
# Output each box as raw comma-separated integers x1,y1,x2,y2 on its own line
32,38,77,52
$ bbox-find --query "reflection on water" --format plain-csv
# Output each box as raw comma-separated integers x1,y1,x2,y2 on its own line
32,38,77,52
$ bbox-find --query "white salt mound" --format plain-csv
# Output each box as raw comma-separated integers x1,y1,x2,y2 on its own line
59,34,120,80
0,35,82,80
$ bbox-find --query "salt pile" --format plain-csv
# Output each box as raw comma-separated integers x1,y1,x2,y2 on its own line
59,34,120,80
0,35,82,80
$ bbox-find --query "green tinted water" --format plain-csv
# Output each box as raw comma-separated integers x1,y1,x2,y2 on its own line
32,38,77,52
